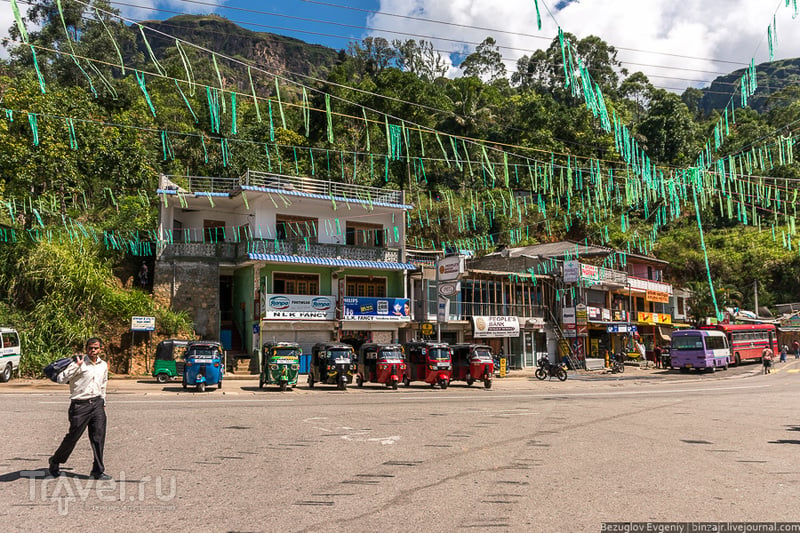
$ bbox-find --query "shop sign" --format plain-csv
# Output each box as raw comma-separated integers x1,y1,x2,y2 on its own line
421,323,434,335
606,324,638,333
587,306,602,321
602,308,612,321
581,264,599,281
782,315,800,327
637,312,673,325
436,255,463,281
472,316,520,338
264,294,335,320
563,260,580,283
576,304,588,337
646,290,671,303
612,309,629,322
342,297,411,321
438,281,461,297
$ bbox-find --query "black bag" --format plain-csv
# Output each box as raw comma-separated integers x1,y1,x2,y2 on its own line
43,357,74,382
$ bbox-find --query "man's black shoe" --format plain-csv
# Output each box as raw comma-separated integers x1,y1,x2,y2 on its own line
48,460,61,478
91,472,112,481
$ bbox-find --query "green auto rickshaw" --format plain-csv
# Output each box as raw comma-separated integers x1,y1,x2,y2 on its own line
152,339,189,383
259,342,302,391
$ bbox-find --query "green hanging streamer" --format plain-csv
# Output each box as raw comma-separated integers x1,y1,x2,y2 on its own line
28,113,39,146
175,40,195,95
138,25,166,76
325,95,334,144
247,67,261,123
230,92,238,135
274,78,286,129
310,149,315,175
207,87,221,134
161,131,175,161
30,45,46,94
86,61,117,99
435,133,450,167
302,88,310,137
221,138,230,168
135,70,157,117
67,118,78,150
10,0,29,44
212,54,227,114
174,80,199,123
362,107,370,151
533,0,542,30
201,136,208,163
268,100,275,142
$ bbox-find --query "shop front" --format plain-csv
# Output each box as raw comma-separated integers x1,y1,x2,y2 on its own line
259,294,337,372
637,312,673,362
339,296,411,351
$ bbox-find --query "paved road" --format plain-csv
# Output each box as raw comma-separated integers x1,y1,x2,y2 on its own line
1,360,798,532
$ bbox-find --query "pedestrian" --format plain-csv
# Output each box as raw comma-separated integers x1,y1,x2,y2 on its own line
48,337,111,480
780,344,788,363
793,340,800,359
138,262,149,289
654,344,663,369
762,346,773,374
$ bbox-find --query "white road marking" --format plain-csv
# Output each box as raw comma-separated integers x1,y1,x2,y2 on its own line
38,398,294,404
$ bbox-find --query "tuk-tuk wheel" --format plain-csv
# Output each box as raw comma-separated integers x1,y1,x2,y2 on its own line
197,382,206,393
392,380,398,390
156,373,169,384
439,380,448,390
484,379,492,389
217,380,222,389
280,382,288,392
403,377,411,387
466,376,474,386
181,381,187,390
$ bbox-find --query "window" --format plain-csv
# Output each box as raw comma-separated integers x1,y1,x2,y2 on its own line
273,273,319,295
346,222,384,247
346,276,386,297
276,215,318,242
705,335,728,351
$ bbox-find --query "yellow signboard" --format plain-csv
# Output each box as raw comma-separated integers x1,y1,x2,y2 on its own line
637,312,673,325
646,290,671,303
421,323,434,335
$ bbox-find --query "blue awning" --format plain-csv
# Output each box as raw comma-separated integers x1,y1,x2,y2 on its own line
249,253,416,271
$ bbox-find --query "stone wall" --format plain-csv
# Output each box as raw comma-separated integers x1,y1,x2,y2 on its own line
153,260,220,340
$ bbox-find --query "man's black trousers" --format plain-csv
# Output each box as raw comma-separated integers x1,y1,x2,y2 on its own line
50,398,106,475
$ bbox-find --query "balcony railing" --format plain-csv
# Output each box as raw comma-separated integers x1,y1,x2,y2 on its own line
168,171,406,207
423,299,548,322
159,239,401,263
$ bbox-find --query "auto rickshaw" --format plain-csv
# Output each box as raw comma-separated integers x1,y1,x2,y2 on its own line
450,343,494,389
260,341,301,391
356,343,406,390
152,339,189,383
182,341,225,392
402,341,451,389
308,342,357,390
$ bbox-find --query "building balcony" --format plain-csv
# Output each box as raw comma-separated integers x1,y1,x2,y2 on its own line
159,239,402,264
422,300,549,323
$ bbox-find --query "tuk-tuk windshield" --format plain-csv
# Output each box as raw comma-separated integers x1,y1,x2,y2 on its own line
271,348,300,358
427,348,451,362
187,347,220,359
328,349,354,361
472,348,493,361
378,349,403,361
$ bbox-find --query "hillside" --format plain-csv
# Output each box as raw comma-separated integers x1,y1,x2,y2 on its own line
699,57,800,114
137,15,340,90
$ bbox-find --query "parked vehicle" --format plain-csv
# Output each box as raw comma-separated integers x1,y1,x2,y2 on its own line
309,343,357,390
450,344,494,389
402,342,451,389
260,342,301,391
356,343,406,390
182,341,225,392
535,356,568,381
152,339,189,383
609,355,625,374
702,323,777,366
0,327,21,383
670,329,730,372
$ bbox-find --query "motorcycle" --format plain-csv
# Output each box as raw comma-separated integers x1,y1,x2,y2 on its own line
534,356,568,381
610,354,625,374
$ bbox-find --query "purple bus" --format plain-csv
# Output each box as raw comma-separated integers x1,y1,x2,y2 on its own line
670,329,730,373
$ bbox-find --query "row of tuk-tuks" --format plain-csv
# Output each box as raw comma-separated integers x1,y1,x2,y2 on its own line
259,341,496,392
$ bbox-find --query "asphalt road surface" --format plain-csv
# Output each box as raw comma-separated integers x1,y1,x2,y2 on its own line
2,360,799,532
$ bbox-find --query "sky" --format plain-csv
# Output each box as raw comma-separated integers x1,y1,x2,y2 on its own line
2,0,800,94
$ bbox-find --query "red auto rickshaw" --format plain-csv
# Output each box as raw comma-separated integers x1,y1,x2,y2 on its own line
450,344,494,389
356,343,406,390
403,341,451,389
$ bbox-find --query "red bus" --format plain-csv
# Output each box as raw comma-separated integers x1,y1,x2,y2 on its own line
701,323,778,366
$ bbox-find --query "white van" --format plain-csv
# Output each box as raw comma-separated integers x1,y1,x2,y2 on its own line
0,327,21,382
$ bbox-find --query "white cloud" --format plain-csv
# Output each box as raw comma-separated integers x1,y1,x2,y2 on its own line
367,0,800,92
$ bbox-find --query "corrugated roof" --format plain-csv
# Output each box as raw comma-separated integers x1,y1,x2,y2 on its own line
248,253,416,270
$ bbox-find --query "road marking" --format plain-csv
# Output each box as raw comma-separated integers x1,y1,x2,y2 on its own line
38,398,294,404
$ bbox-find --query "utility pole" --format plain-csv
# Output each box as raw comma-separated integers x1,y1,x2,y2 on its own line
754,280,759,317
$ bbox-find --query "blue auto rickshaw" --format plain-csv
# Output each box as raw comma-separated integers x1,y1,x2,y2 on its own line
182,341,225,392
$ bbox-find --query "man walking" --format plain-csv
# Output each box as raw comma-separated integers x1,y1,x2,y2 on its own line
48,337,111,480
